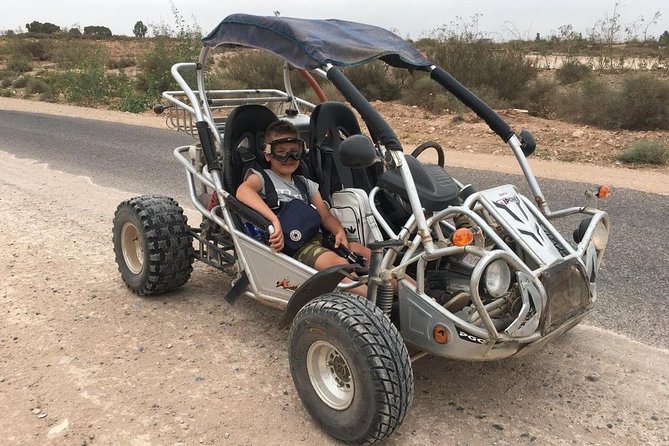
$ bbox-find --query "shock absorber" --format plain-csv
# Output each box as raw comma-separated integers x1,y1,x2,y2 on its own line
367,239,405,317
377,282,394,316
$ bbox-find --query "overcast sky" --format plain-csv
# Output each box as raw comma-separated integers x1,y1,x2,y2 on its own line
2,0,668,40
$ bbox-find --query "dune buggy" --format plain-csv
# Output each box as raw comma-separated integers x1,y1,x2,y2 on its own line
112,14,611,445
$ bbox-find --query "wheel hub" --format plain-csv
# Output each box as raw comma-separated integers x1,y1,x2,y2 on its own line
121,222,144,274
307,340,354,410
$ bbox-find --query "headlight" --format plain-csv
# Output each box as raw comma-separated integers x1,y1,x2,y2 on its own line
483,260,511,298
592,220,609,251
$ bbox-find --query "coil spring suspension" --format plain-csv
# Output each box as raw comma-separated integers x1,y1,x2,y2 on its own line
377,283,394,316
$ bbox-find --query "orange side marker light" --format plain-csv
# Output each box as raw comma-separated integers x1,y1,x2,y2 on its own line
433,325,450,344
451,228,474,246
596,185,612,199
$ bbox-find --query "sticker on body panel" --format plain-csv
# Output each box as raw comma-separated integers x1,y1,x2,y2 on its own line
457,330,486,344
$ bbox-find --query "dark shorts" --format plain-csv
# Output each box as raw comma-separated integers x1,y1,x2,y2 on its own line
293,233,330,268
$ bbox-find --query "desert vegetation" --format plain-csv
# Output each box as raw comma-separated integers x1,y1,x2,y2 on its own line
0,6,668,165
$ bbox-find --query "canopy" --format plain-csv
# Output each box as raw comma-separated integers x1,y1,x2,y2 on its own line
202,14,432,70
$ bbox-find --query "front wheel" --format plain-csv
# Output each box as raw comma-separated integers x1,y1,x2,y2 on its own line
289,293,413,444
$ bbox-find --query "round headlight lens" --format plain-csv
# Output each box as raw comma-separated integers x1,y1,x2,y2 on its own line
592,220,609,251
484,260,512,298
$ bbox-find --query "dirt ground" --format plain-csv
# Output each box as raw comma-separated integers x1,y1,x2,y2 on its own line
1,99,668,445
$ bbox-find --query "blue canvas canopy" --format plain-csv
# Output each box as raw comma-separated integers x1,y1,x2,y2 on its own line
202,14,432,70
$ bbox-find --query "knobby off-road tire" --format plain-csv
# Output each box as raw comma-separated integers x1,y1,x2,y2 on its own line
112,195,193,295
288,293,414,445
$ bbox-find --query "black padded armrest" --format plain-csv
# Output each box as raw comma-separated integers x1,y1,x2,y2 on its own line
224,195,272,231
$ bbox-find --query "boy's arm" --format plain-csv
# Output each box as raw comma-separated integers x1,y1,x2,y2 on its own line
310,192,348,249
236,173,284,251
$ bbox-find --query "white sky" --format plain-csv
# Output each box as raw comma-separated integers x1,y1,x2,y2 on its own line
2,0,668,40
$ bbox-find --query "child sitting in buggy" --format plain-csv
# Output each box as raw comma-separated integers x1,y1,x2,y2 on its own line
235,120,371,294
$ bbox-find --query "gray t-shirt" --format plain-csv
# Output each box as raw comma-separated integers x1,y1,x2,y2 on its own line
245,168,319,204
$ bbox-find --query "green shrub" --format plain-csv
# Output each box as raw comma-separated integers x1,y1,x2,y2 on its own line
555,78,621,128
107,57,136,69
617,74,669,130
555,60,591,85
7,55,31,73
0,78,13,88
5,38,51,60
519,78,559,117
39,91,57,102
618,140,669,165
12,75,29,88
399,74,463,113
136,36,200,99
215,49,314,99
0,89,13,97
52,40,107,69
343,61,402,101
219,49,285,90
50,67,133,107
27,77,49,94
117,91,153,113
419,39,537,101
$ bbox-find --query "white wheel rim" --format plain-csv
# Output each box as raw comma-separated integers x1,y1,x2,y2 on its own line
306,340,354,410
121,222,144,275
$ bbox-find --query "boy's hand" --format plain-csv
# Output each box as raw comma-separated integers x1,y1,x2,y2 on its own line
269,218,284,252
334,228,349,250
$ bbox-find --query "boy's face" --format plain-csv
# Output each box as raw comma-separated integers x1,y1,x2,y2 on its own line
265,132,302,176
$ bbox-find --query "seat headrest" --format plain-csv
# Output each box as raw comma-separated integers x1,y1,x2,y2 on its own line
309,102,361,148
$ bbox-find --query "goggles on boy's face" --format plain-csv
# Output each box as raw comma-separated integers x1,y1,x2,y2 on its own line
267,137,306,162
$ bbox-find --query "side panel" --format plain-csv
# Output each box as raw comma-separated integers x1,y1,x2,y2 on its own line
234,233,314,302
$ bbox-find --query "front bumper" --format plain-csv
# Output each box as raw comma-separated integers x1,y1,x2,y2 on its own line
399,257,595,361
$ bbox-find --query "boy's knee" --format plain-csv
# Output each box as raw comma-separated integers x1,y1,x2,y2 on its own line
314,251,348,270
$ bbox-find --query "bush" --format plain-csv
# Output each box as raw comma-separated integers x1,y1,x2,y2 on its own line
7,55,31,73
418,38,537,101
519,78,559,117
39,91,57,102
136,36,200,99
0,78,13,88
12,75,29,88
6,39,51,61
402,74,468,113
50,67,133,107
617,74,669,130
618,140,669,165
555,78,620,128
218,49,286,91
52,40,106,69
0,89,14,97
555,60,591,85
107,57,136,69
214,49,316,101
27,77,49,94
343,61,402,101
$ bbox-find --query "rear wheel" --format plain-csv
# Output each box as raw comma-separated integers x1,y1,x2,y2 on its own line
289,293,413,445
112,195,193,295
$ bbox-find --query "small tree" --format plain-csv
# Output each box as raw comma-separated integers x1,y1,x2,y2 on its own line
25,21,61,34
133,21,147,38
83,26,112,38
660,30,669,45
69,28,82,36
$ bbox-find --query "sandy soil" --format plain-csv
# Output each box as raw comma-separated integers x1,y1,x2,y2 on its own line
1,150,668,445
1,99,668,445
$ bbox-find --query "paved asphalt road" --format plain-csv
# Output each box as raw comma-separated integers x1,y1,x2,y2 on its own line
1,110,667,348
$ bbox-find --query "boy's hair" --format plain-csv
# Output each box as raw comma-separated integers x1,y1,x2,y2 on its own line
265,120,298,145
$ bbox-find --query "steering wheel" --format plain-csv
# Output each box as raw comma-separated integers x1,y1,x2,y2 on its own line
411,141,445,168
